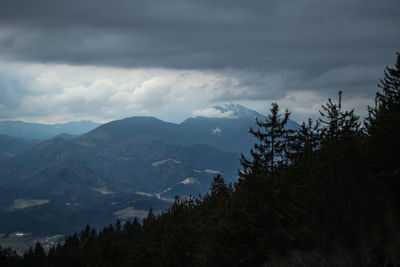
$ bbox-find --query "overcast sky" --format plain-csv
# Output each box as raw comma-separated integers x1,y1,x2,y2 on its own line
1,0,399,124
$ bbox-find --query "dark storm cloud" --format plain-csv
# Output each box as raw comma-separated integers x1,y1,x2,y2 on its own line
0,0,399,102
1,0,398,69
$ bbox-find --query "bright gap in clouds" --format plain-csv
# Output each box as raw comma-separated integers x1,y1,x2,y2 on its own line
0,61,231,123
0,61,375,124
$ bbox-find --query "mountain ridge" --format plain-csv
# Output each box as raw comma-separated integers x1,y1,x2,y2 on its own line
0,120,101,140
0,104,299,236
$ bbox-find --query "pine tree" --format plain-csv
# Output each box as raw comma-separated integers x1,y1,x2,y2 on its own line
364,53,400,260
143,208,156,227
240,103,291,177
312,91,365,248
287,118,320,166
210,174,232,200
376,52,400,110
366,52,400,172
233,103,304,264
319,90,361,139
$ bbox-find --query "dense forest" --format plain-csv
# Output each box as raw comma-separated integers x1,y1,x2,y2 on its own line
1,53,399,266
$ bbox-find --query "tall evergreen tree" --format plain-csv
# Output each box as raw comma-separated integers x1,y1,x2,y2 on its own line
287,118,320,166
234,103,304,264
319,90,361,138
366,52,400,173
364,53,400,262
313,91,365,248
240,103,291,176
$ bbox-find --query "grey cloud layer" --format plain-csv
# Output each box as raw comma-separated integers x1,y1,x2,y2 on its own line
0,0,399,123
1,0,399,72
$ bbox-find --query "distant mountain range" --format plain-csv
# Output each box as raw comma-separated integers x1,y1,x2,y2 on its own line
0,120,101,140
0,104,299,237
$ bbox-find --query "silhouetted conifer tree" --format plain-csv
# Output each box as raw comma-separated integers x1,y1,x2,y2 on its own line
240,103,291,176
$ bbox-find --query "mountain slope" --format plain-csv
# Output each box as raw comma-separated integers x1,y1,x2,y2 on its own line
0,135,40,159
180,103,299,155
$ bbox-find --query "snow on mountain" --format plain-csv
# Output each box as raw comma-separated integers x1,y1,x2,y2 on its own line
213,103,299,129
192,107,237,118
213,103,263,119
212,127,222,135
192,103,263,120
180,177,198,185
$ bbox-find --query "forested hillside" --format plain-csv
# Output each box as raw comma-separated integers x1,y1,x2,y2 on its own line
1,53,399,266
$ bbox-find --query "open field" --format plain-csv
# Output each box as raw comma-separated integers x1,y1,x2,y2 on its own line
113,206,149,220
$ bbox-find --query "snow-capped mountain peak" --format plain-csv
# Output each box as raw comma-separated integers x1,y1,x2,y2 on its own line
213,103,262,119
191,103,264,119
